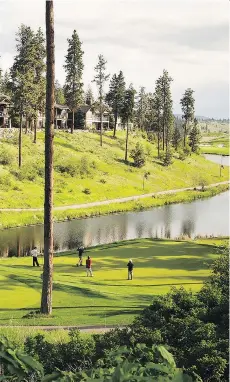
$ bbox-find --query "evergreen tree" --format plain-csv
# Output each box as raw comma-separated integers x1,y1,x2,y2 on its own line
121,84,135,162
64,30,84,134
180,88,195,147
10,25,37,166
0,71,11,96
151,93,162,157
172,126,181,151
93,54,109,146
189,118,201,153
135,86,148,131
153,70,174,157
85,85,94,105
106,71,125,137
41,0,55,316
32,27,46,143
55,80,65,105
130,142,146,168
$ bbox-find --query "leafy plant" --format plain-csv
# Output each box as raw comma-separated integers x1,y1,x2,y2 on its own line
130,142,146,167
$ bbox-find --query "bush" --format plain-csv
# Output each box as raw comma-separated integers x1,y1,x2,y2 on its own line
163,150,173,166
183,144,192,157
178,149,186,161
55,159,79,177
83,188,91,195
130,143,146,167
0,146,16,166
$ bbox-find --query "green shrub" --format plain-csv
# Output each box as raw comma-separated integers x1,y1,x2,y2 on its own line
0,146,16,165
130,142,146,167
178,149,186,161
83,188,91,194
55,158,79,177
163,150,173,166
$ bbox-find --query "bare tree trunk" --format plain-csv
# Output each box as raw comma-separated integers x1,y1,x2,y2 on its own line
34,117,37,143
157,131,160,158
25,118,28,134
113,112,117,137
41,0,55,315
71,110,74,134
19,111,23,168
100,109,103,146
184,122,187,147
125,119,129,162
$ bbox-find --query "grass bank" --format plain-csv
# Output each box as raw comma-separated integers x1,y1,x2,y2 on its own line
200,134,229,155
0,238,227,328
0,183,228,229
0,130,228,210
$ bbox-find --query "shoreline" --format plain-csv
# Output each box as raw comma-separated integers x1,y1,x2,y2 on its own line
0,182,229,231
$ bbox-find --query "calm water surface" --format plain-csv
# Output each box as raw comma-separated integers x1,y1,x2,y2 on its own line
204,154,229,166
0,191,229,257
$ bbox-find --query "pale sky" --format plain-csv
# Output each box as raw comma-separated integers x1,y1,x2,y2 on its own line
0,0,229,118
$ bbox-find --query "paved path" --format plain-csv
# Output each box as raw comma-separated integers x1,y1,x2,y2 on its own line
0,181,229,212
0,325,125,333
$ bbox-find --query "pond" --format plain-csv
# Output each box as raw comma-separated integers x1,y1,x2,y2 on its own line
204,154,229,166
0,190,229,257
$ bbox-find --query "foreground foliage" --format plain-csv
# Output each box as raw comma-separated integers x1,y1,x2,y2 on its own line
0,246,228,381
0,340,194,381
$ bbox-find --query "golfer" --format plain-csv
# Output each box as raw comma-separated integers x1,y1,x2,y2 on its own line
31,247,40,267
77,245,85,266
127,259,134,280
86,256,93,277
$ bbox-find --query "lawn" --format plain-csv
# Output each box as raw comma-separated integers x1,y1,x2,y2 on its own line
200,133,229,155
0,238,223,327
0,130,228,210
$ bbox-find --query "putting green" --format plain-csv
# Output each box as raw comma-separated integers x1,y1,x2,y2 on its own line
0,239,220,326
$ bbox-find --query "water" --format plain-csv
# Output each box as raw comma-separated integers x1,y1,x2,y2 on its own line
0,191,229,257
204,154,229,166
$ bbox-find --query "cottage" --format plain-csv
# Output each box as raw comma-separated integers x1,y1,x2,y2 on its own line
0,94,11,128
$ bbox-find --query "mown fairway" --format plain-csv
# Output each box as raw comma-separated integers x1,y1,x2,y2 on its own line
0,239,221,327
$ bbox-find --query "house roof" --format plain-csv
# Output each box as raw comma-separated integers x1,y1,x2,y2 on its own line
55,103,69,110
79,105,91,113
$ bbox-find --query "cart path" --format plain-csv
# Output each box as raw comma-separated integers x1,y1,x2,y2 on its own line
0,181,229,212
0,325,125,333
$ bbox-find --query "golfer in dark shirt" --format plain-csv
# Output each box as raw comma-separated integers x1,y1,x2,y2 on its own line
127,259,134,280
77,246,84,266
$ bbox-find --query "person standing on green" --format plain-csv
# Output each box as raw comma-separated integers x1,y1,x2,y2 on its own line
127,259,134,280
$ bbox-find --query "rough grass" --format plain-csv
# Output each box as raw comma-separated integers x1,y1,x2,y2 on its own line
200,133,229,155
0,184,228,229
0,130,228,210
0,238,225,327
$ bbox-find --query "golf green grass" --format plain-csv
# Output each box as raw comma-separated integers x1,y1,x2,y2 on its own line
0,239,223,327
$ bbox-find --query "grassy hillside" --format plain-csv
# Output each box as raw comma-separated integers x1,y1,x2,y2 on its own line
200,134,229,155
0,130,228,209
0,238,225,327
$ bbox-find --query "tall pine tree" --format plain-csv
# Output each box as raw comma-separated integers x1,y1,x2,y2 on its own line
106,71,125,137
154,70,174,153
180,88,195,147
121,84,135,162
41,0,55,316
135,86,148,131
93,54,109,146
189,118,200,153
10,25,38,166
64,30,84,134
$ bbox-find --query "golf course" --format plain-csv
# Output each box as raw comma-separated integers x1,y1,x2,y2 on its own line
0,238,224,327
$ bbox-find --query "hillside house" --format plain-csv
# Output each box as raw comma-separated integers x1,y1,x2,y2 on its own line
67,104,110,130
0,94,11,127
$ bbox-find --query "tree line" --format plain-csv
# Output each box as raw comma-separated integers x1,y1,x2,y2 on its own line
0,25,200,157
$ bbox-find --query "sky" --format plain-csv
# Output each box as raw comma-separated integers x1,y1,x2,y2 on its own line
0,0,229,118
